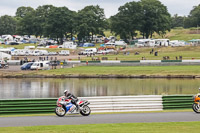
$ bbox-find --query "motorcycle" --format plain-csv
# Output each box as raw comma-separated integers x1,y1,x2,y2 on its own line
55,96,91,117
192,88,200,113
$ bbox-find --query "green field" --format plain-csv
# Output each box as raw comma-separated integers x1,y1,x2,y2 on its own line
0,122,200,133
105,28,200,41
154,28,200,41
31,65,200,76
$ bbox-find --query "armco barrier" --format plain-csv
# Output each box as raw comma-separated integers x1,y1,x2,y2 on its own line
162,95,193,110
0,98,56,115
161,60,182,62
121,61,140,63
0,95,163,115
86,95,163,113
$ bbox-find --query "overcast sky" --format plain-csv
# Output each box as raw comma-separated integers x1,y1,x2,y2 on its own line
0,0,199,18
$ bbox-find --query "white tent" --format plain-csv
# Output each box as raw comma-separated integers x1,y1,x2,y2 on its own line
0,52,11,60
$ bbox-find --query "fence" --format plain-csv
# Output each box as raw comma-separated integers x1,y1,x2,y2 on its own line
0,95,194,115
162,95,193,110
84,95,163,113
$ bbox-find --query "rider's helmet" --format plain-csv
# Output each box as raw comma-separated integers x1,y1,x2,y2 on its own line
64,89,68,96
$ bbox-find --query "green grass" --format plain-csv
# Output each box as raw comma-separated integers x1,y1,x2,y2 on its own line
105,28,200,41
0,122,200,133
35,65,200,76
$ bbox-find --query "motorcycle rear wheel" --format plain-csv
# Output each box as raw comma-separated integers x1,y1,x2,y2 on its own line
192,103,200,113
80,105,91,116
55,106,66,117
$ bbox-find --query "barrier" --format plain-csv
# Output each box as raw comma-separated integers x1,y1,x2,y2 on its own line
0,95,194,115
182,60,200,63
0,98,56,115
85,95,163,113
140,60,161,63
66,61,81,63
161,60,182,62
7,60,20,65
101,60,121,63
0,95,163,115
121,61,140,63
162,95,193,110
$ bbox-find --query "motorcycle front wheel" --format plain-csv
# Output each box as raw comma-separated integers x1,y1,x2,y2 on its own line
80,105,91,116
55,106,66,117
192,103,200,113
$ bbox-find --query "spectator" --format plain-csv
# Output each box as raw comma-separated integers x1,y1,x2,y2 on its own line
155,51,158,56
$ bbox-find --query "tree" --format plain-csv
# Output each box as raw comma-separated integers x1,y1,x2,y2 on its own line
0,15,17,35
44,6,75,44
76,5,106,42
16,10,36,36
34,5,55,37
171,14,185,28
140,0,171,38
185,4,200,28
16,6,34,18
110,1,143,41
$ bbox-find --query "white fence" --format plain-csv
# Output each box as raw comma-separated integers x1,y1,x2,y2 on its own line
80,95,163,113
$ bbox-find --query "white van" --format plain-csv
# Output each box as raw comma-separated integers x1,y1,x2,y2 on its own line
30,61,50,70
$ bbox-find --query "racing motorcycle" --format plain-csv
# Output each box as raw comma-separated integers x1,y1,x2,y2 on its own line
192,88,200,113
55,96,91,117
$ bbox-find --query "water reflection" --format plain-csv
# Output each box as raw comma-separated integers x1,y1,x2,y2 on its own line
0,78,199,99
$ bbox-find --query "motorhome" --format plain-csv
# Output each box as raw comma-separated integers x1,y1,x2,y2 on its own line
32,50,48,56
58,41,77,49
1,35,13,41
115,41,127,46
78,48,97,55
11,49,30,56
0,48,12,55
59,50,70,56
30,61,50,70
136,39,156,47
169,40,186,47
155,39,169,46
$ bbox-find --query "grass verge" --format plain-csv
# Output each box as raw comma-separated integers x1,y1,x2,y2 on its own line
0,121,200,133
0,109,193,117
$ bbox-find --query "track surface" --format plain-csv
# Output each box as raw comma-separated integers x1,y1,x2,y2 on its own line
0,112,200,127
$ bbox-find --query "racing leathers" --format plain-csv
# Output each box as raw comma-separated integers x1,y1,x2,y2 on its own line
64,93,79,110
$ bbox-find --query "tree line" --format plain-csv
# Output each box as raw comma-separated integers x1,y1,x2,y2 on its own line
0,0,199,44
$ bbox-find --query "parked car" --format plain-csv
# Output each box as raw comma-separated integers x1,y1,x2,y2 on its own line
9,41,20,45
21,62,34,70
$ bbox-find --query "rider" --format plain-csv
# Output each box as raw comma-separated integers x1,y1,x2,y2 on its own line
63,90,79,110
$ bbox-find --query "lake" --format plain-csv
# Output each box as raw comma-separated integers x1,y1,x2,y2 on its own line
0,78,198,99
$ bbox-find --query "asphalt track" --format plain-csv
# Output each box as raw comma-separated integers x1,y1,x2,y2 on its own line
0,112,200,127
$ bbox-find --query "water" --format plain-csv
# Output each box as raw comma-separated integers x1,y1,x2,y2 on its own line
0,78,199,99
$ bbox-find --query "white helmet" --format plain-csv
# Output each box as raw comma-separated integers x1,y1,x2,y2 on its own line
64,89,68,95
